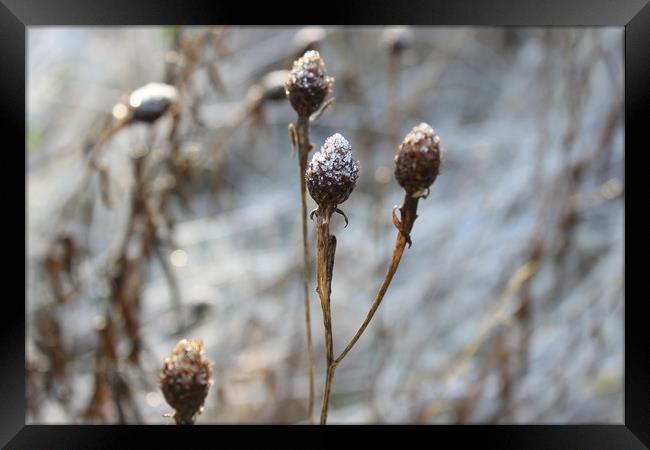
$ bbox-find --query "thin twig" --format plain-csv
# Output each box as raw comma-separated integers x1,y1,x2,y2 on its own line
335,194,418,365
289,114,316,423
318,194,419,424
310,97,335,123
314,207,336,424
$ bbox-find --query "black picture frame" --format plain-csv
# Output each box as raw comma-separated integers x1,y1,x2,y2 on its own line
3,0,647,447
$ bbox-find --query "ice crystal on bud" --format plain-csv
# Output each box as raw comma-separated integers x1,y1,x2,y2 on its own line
285,50,333,117
306,133,359,209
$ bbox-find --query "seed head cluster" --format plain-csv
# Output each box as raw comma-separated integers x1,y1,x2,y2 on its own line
306,133,359,209
285,50,334,117
128,82,179,123
160,338,212,424
394,123,441,197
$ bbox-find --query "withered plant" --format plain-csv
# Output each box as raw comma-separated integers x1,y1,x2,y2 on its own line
285,50,335,423
306,124,442,424
38,27,231,423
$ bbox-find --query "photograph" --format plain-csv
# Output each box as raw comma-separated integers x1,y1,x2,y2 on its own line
26,26,624,425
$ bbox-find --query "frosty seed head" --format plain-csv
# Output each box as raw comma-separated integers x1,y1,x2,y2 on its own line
128,82,179,123
285,50,334,117
160,339,212,424
306,133,359,209
394,123,441,197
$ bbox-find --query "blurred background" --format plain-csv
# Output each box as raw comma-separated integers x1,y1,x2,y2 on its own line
27,26,623,424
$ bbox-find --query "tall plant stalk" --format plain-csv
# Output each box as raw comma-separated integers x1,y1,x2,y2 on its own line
304,133,359,424
290,114,317,423
285,50,334,423
314,208,336,424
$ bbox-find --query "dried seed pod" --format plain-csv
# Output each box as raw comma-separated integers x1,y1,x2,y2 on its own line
394,123,441,197
285,50,334,117
306,133,359,210
160,339,212,425
128,82,180,123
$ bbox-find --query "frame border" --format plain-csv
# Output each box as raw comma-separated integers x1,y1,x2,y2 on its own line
4,0,646,447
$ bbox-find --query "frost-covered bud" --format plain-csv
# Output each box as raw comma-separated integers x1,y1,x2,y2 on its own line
285,50,333,117
394,123,441,197
306,133,359,209
160,339,212,425
128,82,179,123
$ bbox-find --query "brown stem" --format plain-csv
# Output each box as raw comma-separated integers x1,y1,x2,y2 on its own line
335,194,419,366
291,114,316,423
320,361,337,425
315,207,336,424
318,195,419,423
174,412,195,425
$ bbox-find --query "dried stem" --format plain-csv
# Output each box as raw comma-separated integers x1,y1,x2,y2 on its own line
320,359,336,425
315,195,418,424
314,207,336,424
290,114,316,423
335,194,419,365
174,412,196,425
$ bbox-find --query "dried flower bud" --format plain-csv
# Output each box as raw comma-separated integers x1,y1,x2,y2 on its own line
394,123,441,197
160,339,212,424
306,133,359,209
285,50,333,117
128,82,179,123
